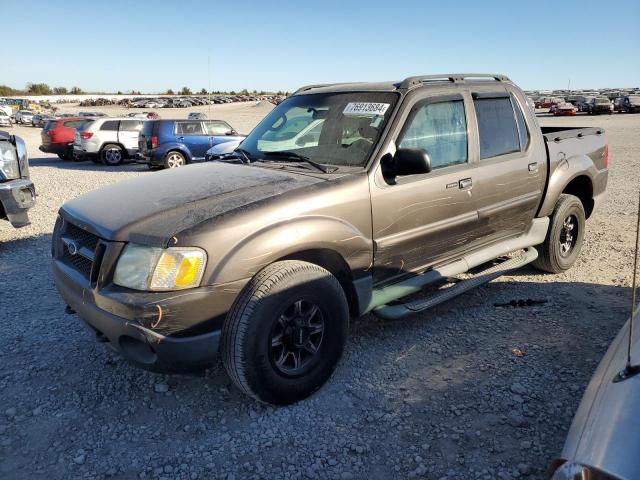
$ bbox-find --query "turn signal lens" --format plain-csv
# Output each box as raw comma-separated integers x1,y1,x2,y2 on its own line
150,248,206,290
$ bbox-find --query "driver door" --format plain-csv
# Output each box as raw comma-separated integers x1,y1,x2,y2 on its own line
370,93,479,284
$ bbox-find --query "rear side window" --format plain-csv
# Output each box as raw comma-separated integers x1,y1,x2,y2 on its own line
100,120,119,131
398,99,468,169
78,119,95,131
176,121,204,135
63,120,84,129
204,121,232,135
119,120,143,132
474,96,520,159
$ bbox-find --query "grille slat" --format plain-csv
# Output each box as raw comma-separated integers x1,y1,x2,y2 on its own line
57,220,102,281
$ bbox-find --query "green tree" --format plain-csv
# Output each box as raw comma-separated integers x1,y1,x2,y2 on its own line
166,88,175,95
180,86,192,95
70,86,84,95
0,85,22,96
26,83,52,95
239,88,249,95
199,88,208,95
53,86,68,94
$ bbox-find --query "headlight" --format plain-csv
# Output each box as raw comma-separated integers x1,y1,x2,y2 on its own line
0,140,20,179
113,244,207,291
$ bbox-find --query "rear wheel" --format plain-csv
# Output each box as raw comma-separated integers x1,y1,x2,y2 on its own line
532,194,586,273
221,260,349,405
57,152,70,161
101,144,124,166
164,151,186,168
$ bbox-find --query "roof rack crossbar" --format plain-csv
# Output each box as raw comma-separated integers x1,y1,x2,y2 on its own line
399,73,510,89
293,82,364,95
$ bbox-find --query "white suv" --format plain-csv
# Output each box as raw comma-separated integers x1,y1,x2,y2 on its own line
73,118,144,165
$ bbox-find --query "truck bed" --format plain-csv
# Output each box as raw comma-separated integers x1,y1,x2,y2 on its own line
542,126,607,171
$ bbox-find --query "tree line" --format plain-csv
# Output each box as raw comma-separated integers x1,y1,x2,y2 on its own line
0,83,288,97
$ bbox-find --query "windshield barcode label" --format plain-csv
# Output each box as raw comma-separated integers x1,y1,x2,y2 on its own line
343,102,390,116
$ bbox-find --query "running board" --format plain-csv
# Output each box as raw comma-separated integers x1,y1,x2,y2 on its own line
373,247,538,320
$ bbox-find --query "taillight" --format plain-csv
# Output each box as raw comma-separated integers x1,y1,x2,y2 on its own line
151,136,158,149
80,132,93,139
604,142,609,168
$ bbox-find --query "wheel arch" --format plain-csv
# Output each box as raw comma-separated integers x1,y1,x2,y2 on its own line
562,175,594,218
99,141,128,158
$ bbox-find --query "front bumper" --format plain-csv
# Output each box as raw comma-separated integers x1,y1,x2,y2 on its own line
0,179,36,227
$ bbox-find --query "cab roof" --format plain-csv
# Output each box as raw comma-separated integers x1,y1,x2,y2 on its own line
294,73,512,95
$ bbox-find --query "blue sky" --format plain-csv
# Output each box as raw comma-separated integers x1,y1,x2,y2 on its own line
4,0,639,92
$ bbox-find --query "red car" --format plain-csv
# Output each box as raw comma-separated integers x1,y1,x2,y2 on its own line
39,117,87,160
553,102,578,116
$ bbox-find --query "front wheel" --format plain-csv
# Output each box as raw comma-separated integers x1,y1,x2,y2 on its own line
221,260,349,405
532,194,586,273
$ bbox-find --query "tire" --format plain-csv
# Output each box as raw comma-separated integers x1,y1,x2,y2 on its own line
221,260,349,405
532,194,586,274
164,151,186,168
100,144,124,166
57,152,70,161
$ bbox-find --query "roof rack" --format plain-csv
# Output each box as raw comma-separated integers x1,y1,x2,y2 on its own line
398,73,510,89
293,82,364,95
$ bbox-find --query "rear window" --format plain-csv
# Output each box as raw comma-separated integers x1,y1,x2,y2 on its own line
77,119,95,131
176,121,204,135
474,96,520,159
512,96,530,150
100,120,119,131
43,120,56,132
141,121,156,137
63,120,84,129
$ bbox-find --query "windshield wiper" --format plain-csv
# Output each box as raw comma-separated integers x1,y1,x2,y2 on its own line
260,151,335,173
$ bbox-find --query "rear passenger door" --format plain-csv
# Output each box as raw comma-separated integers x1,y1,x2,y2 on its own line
175,121,209,160
469,91,545,245
118,120,143,154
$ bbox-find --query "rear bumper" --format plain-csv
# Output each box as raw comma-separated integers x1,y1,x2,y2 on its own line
40,143,68,155
53,261,224,372
0,179,36,227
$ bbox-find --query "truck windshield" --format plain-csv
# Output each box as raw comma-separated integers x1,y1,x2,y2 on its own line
239,92,399,169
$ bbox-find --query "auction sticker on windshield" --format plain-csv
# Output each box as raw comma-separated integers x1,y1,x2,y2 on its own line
343,102,390,116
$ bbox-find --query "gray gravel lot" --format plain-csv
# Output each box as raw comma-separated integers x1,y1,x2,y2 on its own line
0,106,638,480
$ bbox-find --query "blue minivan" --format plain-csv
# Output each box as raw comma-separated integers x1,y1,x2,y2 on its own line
139,119,244,168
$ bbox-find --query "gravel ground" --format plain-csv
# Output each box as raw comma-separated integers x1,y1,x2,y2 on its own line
0,106,638,480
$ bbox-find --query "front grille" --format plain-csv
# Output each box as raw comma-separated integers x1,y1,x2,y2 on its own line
56,218,103,281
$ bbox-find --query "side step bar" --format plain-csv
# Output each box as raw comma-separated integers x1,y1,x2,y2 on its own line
373,247,538,320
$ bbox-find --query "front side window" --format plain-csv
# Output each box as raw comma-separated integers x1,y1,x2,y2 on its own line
204,121,232,135
398,99,468,169
240,92,399,169
474,97,520,159
176,121,204,135
119,120,143,132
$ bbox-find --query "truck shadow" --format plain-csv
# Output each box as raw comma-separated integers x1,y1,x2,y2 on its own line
29,156,150,173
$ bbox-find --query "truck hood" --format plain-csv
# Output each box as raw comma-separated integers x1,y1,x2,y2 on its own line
61,162,325,246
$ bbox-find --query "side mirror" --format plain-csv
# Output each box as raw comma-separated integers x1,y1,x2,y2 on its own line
392,148,432,176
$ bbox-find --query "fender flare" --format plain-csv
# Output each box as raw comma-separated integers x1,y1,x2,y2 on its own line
538,153,597,218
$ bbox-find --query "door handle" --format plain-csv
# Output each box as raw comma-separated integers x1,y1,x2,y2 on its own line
458,178,472,189
528,162,539,173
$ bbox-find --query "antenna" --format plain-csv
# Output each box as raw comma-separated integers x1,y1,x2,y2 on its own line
614,187,640,382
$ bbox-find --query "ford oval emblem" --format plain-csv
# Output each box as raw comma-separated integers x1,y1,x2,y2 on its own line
67,240,79,256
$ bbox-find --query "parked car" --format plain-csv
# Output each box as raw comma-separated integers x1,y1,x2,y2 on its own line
0,131,35,228
619,95,640,113
78,111,107,117
138,119,242,168
15,110,34,125
0,110,12,128
586,96,614,115
32,113,58,128
549,305,640,480
52,73,608,405
127,112,159,119
187,112,207,120
553,102,577,116
73,118,144,165
39,117,87,160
